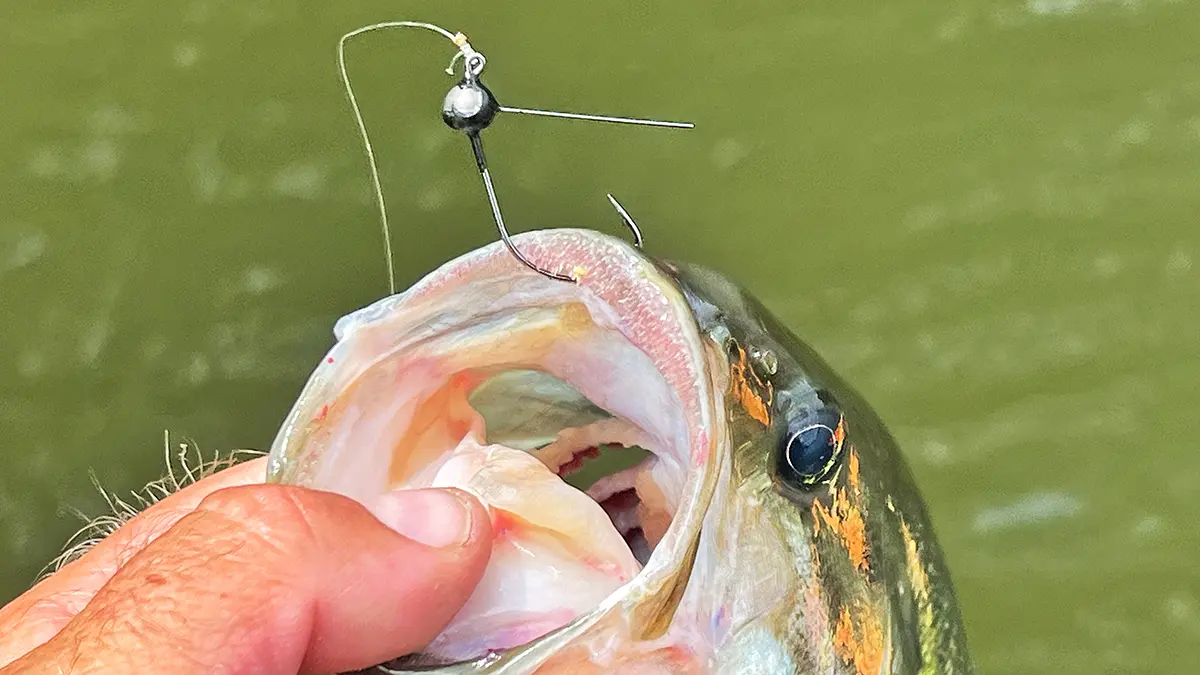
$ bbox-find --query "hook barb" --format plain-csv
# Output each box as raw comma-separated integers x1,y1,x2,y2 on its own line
606,194,643,248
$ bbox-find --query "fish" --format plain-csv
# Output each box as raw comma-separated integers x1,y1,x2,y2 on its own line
266,228,975,674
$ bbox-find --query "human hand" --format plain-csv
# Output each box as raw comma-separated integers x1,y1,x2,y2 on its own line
0,456,492,674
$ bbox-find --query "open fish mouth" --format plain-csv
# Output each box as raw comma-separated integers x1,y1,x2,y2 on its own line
267,229,723,667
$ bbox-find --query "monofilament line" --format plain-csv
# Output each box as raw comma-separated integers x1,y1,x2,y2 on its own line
338,21,463,296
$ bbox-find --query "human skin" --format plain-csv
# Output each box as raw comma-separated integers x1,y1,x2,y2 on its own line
0,456,493,675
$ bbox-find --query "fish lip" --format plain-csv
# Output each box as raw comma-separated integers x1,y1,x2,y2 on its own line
268,228,725,666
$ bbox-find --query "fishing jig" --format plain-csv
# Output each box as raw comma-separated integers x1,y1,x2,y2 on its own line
338,21,694,291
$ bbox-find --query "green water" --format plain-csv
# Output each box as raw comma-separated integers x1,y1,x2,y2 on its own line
2,1,1197,672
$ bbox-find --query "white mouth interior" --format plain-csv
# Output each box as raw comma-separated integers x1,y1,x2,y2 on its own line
292,279,696,662
471,370,663,560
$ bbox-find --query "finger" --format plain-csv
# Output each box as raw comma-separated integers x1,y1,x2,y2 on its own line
3,484,493,675
0,455,268,666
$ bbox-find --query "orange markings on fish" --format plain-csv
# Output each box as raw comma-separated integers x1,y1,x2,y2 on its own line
811,449,870,572
832,603,884,675
729,343,771,426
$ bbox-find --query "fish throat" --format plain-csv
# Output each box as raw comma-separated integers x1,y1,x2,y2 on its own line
472,370,664,565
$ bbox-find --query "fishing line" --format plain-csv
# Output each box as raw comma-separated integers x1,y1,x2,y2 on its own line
338,21,470,296
339,20,695,290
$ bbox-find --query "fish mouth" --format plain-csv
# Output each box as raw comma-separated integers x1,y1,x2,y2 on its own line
268,229,722,668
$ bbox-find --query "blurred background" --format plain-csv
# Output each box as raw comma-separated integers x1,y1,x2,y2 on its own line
1,0,1197,672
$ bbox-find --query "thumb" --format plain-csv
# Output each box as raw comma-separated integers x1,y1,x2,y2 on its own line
4,484,492,675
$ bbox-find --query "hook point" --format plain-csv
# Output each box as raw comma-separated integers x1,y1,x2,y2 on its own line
606,193,644,249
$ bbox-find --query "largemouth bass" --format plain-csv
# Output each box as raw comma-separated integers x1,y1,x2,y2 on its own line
267,229,973,674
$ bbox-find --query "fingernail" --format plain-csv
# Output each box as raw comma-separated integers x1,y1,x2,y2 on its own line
373,488,474,548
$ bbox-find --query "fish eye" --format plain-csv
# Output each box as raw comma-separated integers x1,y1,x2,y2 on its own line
777,407,846,488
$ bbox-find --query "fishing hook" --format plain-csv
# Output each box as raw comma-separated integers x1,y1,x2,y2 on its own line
339,21,694,289
606,193,643,249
